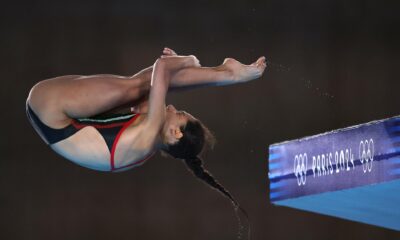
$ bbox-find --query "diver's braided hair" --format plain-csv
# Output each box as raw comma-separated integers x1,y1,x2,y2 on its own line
165,120,251,239
183,156,251,240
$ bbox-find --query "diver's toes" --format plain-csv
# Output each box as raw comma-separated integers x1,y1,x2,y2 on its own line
250,56,265,66
256,56,266,65
255,57,267,69
163,47,177,56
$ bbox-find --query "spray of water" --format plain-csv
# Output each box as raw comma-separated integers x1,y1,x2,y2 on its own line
266,60,335,99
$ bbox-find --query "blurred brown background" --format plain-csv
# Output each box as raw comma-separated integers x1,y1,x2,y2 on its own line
1,0,400,239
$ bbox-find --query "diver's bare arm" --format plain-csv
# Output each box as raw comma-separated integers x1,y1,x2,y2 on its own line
137,56,196,148
143,60,169,132
132,59,169,149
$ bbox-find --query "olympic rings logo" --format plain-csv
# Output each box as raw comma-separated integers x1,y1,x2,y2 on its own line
294,153,308,186
359,139,374,173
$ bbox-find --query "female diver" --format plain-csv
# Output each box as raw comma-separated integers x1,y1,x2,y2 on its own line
26,48,266,239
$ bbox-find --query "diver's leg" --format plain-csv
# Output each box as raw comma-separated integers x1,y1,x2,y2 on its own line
27,56,197,128
135,57,266,90
27,74,150,128
99,52,266,115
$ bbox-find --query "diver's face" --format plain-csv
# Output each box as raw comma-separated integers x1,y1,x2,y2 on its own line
162,105,196,145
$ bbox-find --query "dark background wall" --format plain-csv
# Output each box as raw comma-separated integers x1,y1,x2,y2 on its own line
2,0,400,239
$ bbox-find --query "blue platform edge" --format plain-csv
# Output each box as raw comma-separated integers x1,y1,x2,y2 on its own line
268,115,400,231
272,178,400,231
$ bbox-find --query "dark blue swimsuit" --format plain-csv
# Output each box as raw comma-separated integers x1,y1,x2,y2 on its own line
26,103,153,171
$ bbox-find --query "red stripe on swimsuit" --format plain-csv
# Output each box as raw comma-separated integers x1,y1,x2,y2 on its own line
26,103,153,172
71,113,153,172
108,115,154,172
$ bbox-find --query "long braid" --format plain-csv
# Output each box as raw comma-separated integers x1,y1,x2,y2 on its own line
183,156,251,240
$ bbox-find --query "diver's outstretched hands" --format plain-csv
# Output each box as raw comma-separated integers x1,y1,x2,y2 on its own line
221,56,266,84
161,47,201,68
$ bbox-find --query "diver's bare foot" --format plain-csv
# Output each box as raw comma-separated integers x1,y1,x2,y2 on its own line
161,47,178,57
159,55,201,72
160,47,200,67
221,56,266,83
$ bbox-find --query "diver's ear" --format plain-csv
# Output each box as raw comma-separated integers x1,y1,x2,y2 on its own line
173,128,183,139
165,126,183,145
